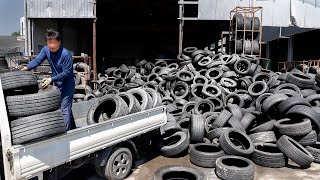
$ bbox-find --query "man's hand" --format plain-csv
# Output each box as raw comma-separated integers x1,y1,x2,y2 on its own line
20,67,29,71
42,78,52,89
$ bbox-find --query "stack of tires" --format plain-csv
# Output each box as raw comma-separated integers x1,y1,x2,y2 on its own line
231,13,260,55
73,62,95,102
146,47,320,180
0,56,9,74
0,71,66,145
86,87,162,125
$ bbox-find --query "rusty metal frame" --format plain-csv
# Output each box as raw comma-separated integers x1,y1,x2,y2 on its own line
229,6,263,57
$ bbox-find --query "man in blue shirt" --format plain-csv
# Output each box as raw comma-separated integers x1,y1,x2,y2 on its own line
21,30,76,130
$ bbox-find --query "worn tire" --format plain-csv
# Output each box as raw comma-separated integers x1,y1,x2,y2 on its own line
128,88,153,110
286,72,315,88
286,105,320,132
190,143,225,168
277,97,311,114
0,71,37,91
252,143,286,168
190,114,205,142
11,110,65,144
249,131,277,143
294,130,317,146
261,94,288,113
87,94,129,125
219,128,254,156
151,165,205,180
277,135,314,168
215,155,255,180
249,120,276,133
160,131,190,157
274,118,312,137
6,88,61,117
306,142,320,163
212,109,232,128
118,92,142,114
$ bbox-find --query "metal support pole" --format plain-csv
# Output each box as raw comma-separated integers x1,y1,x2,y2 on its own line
93,19,97,90
287,36,293,63
24,0,28,56
178,2,183,55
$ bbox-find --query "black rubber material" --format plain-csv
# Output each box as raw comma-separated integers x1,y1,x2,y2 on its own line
277,135,314,168
128,88,153,110
189,143,225,168
286,72,315,88
0,71,38,91
171,81,189,100
248,81,268,97
207,127,229,140
306,142,320,163
240,113,256,130
144,88,161,108
190,114,205,142
255,93,272,111
212,109,232,128
252,143,286,168
228,116,245,132
274,83,301,97
261,94,288,113
202,84,221,98
215,155,255,180
160,131,190,157
177,70,194,83
194,99,215,115
227,104,243,120
205,68,223,80
224,94,245,108
249,120,276,134
277,97,311,114
152,165,205,180
234,58,251,75
219,128,254,156
274,118,312,137
6,88,61,117
207,97,224,111
220,77,237,88
294,130,317,146
249,131,277,143
11,110,65,144
286,105,320,132
118,92,142,114
87,94,129,125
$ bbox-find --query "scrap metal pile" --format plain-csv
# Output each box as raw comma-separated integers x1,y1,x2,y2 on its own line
96,47,320,179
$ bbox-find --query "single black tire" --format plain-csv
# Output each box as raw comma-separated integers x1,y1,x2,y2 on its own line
274,118,312,137
160,131,190,157
171,81,189,100
234,58,251,75
252,143,286,168
249,131,277,143
224,94,244,108
11,110,65,144
190,114,205,142
205,68,223,81
306,142,320,163
87,94,129,125
253,72,272,85
286,72,315,88
189,143,225,168
212,109,232,128
207,127,229,140
103,147,133,180
286,105,320,132
261,94,288,113
277,97,311,114
215,155,255,180
151,165,205,180
144,88,161,108
227,104,243,120
0,71,37,91
240,113,255,130
255,93,272,112
202,84,221,98
219,128,254,156
277,135,314,168
273,83,301,97
249,120,276,134
228,116,246,132
6,88,61,117
194,99,215,115
294,130,317,146
248,81,268,97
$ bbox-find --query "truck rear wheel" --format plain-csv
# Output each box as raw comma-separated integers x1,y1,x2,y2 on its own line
103,147,133,180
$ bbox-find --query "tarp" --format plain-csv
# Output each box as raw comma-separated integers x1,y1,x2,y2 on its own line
0,36,25,55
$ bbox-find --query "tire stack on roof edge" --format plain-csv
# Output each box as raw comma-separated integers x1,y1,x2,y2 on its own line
0,71,65,145
147,46,320,180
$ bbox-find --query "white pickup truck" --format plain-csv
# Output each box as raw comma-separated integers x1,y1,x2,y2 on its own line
0,79,167,180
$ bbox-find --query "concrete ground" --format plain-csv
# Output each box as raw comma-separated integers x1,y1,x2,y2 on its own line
78,154,320,180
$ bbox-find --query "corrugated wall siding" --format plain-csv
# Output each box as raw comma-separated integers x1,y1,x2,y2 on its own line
27,0,95,18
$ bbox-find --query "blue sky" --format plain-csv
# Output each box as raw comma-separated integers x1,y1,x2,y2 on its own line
0,0,24,35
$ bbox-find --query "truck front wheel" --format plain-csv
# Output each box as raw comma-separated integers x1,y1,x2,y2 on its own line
103,147,133,180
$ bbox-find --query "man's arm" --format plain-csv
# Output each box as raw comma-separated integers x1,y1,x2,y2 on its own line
26,47,47,70
51,52,73,82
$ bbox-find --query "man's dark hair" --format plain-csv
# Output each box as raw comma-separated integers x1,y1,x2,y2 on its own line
45,29,62,41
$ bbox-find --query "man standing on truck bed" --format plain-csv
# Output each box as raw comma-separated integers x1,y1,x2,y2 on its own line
21,29,76,130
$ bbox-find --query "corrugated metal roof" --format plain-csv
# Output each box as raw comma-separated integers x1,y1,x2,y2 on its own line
27,0,95,18
262,26,313,42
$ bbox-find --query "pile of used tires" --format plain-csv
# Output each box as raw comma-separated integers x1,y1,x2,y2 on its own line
0,56,9,73
0,71,66,145
73,62,95,102
139,47,320,180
